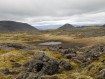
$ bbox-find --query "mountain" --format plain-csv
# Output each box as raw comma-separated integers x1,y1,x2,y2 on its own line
102,24,105,27
58,23,75,30
0,21,38,32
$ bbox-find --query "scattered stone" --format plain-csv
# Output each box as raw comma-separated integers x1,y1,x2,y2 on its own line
59,60,72,71
64,53,75,59
12,62,21,68
7,43,25,49
16,53,60,79
44,59,59,75
1,68,10,75
0,43,26,51
57,48,76,59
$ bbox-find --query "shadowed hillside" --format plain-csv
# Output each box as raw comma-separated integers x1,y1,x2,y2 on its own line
58,23,75,30
0,21,38,32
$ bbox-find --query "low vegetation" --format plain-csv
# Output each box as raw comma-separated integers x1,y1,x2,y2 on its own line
0,26,105,79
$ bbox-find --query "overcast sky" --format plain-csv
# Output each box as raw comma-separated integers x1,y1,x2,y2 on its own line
0,0,105,28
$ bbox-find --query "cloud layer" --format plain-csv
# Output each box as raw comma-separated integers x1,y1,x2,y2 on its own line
0,0,105,27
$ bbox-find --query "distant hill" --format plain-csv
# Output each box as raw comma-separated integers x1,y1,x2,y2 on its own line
102,24,105,27
35,25,61,30
0,21,38,32
58,23,75,30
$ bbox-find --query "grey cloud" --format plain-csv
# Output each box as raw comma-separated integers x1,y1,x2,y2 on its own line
0,0,105,16
0,0,105,26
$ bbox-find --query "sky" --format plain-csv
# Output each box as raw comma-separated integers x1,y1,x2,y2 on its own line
0,0,105,29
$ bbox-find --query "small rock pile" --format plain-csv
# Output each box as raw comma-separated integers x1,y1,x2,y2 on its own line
16,53,72,79
58,48,76,59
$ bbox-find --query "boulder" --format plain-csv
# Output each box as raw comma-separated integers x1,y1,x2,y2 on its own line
16,53,60,79
58,48,76,59
44,59,59,75
64,53,76,59
1,68,10,75
59,60,72,71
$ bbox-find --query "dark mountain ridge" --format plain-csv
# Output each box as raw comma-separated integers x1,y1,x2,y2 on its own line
0,21,38,32
58,23,75,30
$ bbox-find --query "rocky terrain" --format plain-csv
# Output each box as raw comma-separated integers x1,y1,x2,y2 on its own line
0,23,105,79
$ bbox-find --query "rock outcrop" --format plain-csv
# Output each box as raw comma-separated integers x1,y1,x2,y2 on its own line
16,53,72,79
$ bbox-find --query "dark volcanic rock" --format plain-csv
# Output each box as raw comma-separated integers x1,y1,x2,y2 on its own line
16,53,60,79
59,60,72,71
16,53,73,79
44,59,59,75
16,72,30,79
59,48,76,59
82,44,105,60
25,58,59,75
0,43,26,50
35,53,50,62
7,43,25,49
1,68,10,75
